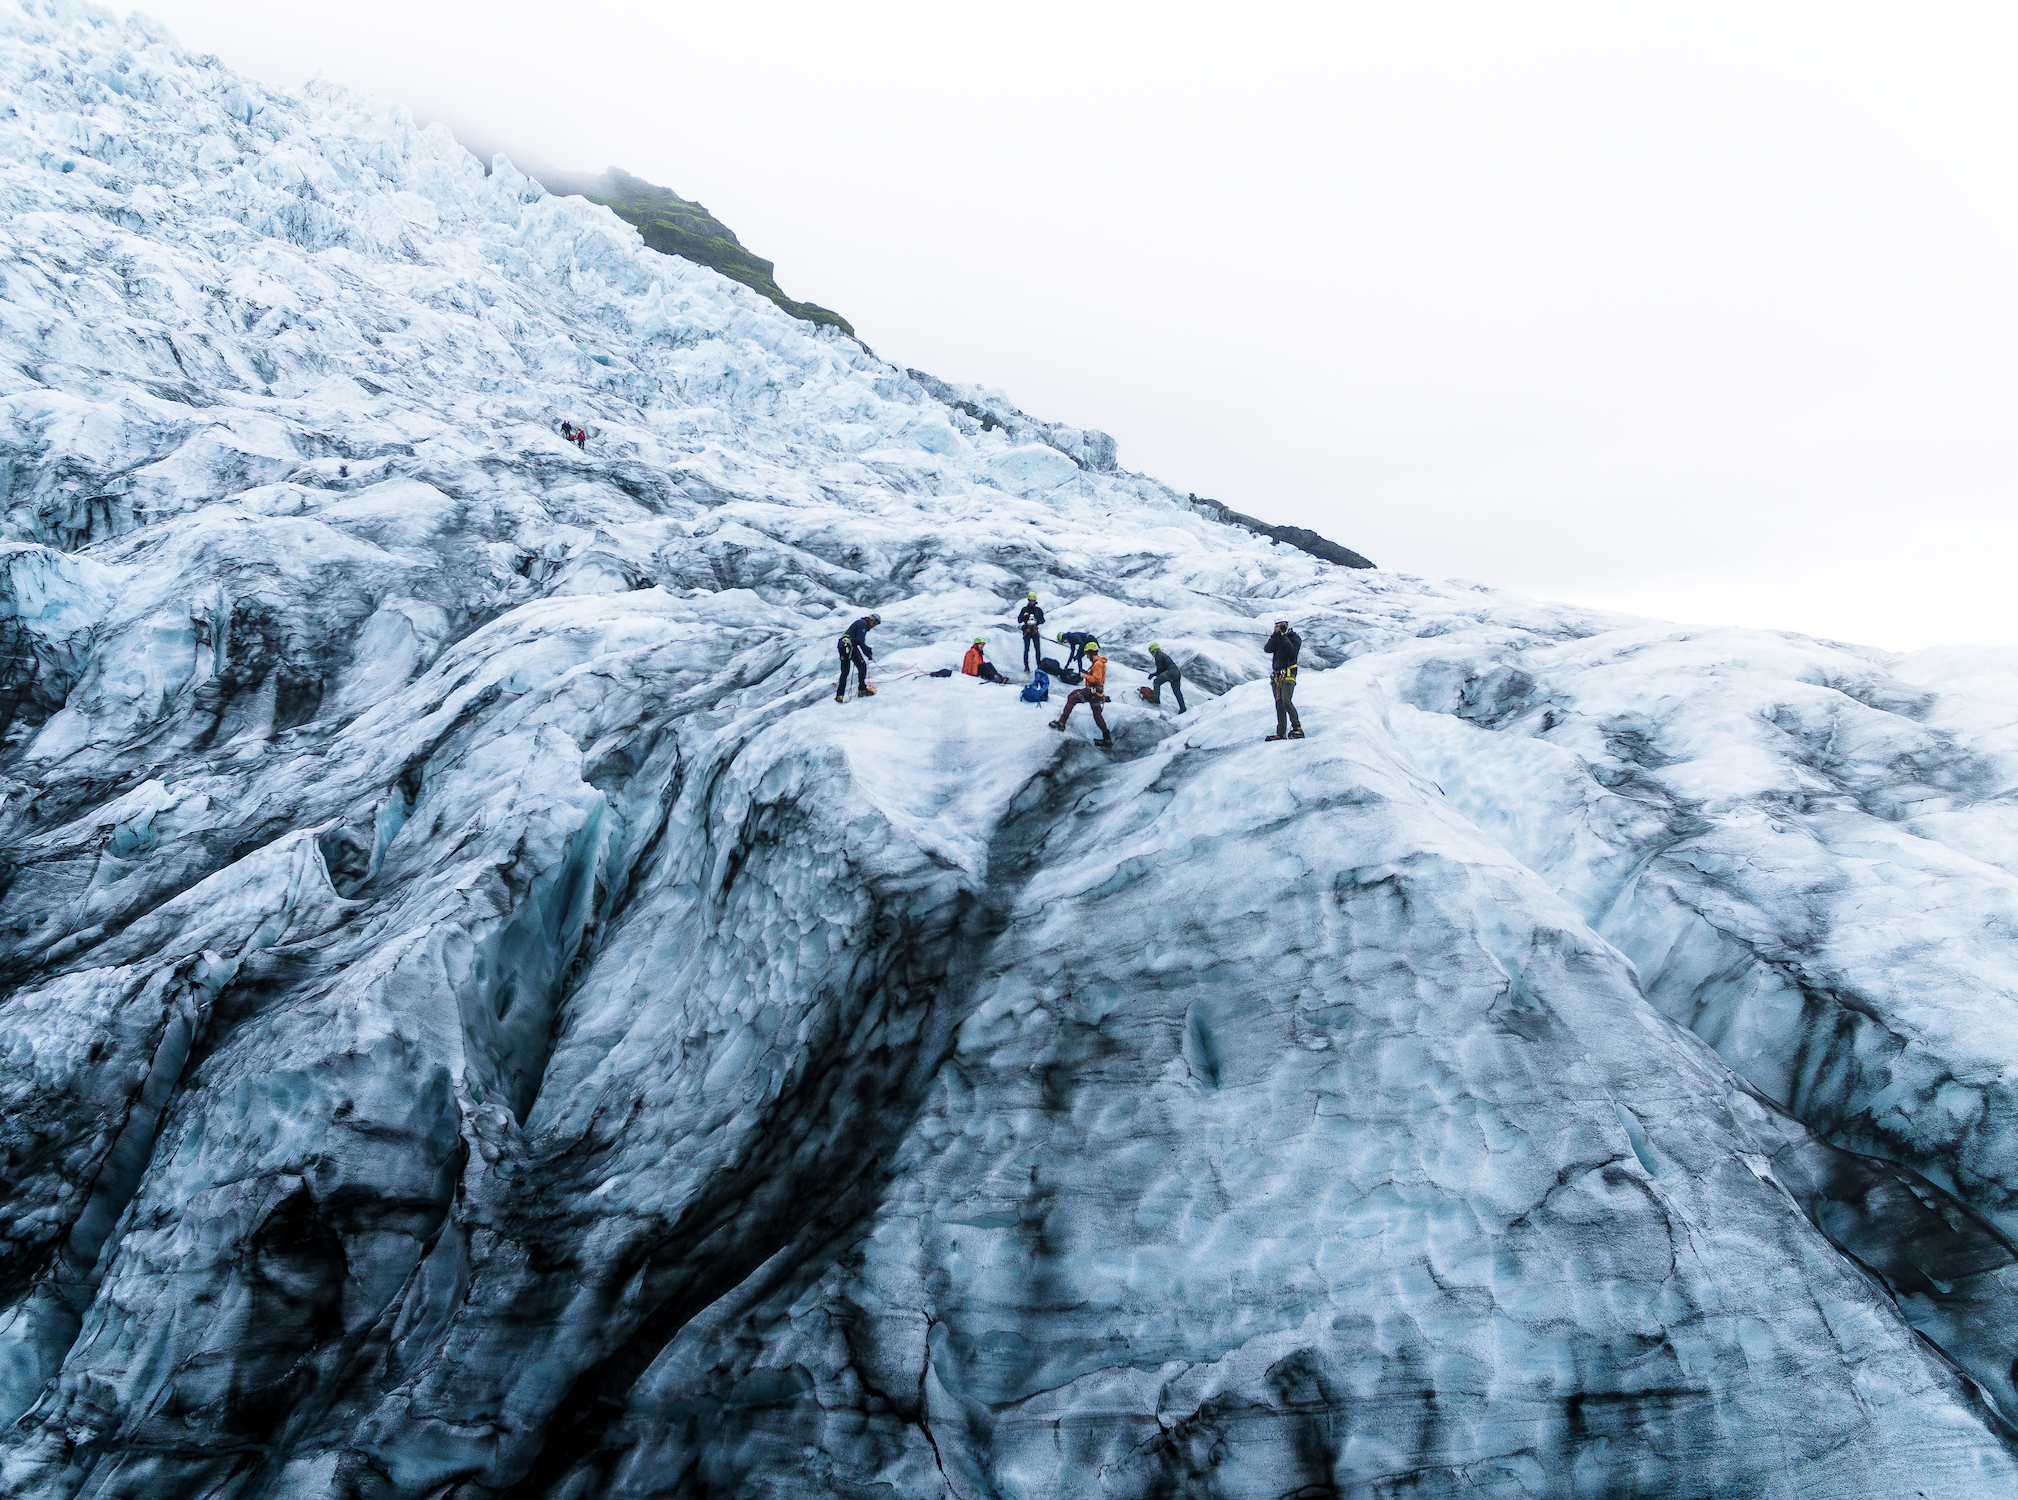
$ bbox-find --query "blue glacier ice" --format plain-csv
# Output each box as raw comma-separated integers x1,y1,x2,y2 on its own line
4,3,2018,1496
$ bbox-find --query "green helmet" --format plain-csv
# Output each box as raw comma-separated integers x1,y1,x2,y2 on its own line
973,637,986,645
1148,642,1160,653
1027,591,1037,599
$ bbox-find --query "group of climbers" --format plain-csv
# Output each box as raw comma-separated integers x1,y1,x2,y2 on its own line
558,420,588,451
832,593,1306,745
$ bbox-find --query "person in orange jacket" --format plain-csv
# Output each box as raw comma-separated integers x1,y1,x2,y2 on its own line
1048,647,1112,747
962,637,1011,684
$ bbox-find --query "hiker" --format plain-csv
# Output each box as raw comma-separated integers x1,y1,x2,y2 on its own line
1264,618,1303,740
1018,592,1046,669
560,420,575,443
962,637,1011,684
1056,630,1099,671
836,612,881,701
1140,642,1187,713
1049,645,1112,748
573,424,588,451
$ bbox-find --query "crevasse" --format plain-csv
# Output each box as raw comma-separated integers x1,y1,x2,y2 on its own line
5,3,2018,1496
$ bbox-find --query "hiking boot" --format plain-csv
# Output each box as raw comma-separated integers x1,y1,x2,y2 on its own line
1287,727,1305,739
1095,737,1115,749
1265,733,1287,741
858,684,876,696
834,692,845,703
1048,719,1066,731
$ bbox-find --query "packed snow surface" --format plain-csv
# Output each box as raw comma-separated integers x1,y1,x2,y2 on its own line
5,3,2018,1496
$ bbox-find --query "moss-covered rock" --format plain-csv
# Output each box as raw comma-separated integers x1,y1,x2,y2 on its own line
1184,493,1375,569
540,165,853,336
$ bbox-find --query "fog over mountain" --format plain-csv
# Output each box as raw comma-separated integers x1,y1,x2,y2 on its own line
6,5,2018,1497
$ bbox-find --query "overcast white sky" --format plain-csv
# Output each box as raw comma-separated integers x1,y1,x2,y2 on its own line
135,1,2017,649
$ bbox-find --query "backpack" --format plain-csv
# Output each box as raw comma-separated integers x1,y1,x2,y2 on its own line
1039,656,1063,675
1057,668,1082,687
1020,670,1050,704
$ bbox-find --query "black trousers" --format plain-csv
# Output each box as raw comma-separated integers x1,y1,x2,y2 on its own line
1022,627,1040,669
1149,669,1186,712
838,645,869,694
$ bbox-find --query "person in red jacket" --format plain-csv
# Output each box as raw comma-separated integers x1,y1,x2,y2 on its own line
1048,648,1112,747
962,637,1010,684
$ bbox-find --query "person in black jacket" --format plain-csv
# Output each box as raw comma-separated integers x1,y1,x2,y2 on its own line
1264,619,1303,740
1056,630,1099,671
836,613,881,701
1143,643,1186,713
1017,592,1046,669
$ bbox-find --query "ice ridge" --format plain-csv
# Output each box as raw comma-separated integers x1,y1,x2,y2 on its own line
4,2,2018,1497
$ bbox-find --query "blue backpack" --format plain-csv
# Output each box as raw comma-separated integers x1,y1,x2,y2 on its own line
1020,670,1051,704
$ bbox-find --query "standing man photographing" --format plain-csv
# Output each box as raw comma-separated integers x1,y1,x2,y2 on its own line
1264,618,1303,741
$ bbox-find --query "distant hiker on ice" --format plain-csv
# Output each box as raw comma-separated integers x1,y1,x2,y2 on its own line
1056,629,1099,671
1018,592,1046,669
1049,645,1112,748
1264,619,1303,740
1139,643,1186,713
560,420,587,451
963,637,1012,684
836,613,880,701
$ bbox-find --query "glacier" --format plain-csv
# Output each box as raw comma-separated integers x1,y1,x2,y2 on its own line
4,2,2018,1496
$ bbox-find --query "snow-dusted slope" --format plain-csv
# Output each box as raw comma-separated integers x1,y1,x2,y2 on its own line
5,3,2018,1496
